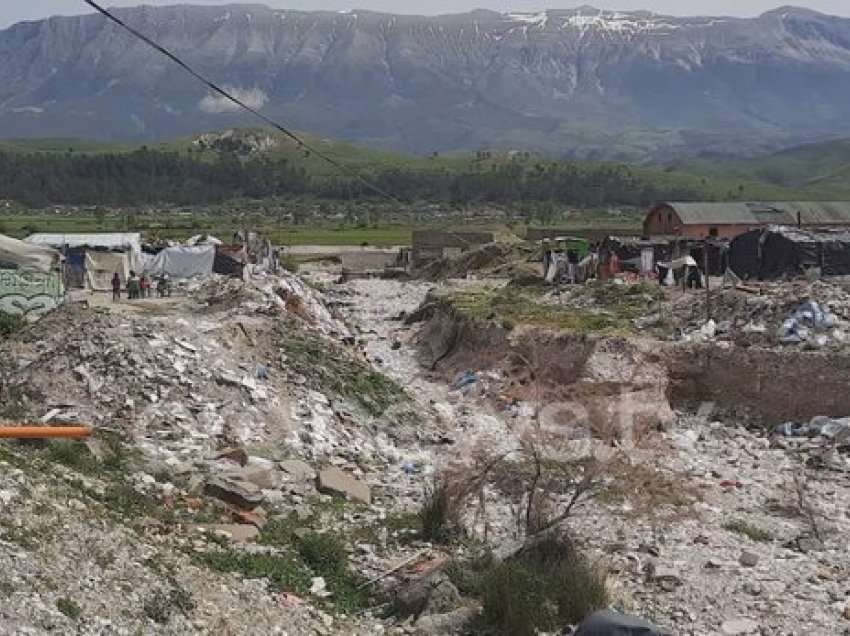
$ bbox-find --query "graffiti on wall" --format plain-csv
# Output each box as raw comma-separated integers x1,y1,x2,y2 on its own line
0,269,64,317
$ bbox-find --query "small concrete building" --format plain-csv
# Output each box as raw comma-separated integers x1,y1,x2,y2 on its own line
644,202,850,240
411,230,494,268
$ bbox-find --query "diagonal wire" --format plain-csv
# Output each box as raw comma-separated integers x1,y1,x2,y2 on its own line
81,0,398,202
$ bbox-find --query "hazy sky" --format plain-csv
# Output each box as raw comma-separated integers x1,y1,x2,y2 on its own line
3,0,849,27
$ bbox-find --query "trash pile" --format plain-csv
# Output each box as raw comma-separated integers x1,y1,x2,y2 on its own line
669,280,850,349
777,300,846,348
774,415,850,446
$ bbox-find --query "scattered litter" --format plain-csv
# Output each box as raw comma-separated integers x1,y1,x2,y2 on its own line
773,415,850,441
451,370,478,390
310,577,331,597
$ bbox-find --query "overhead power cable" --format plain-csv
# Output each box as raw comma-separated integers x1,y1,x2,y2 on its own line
81,0,398,202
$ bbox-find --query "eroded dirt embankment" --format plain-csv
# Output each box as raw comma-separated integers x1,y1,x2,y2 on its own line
668,343,850,424
417,297,850,428
414,298,674,437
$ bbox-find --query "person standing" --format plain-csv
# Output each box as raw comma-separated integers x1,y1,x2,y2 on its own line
140,273,150,299
127,270,140,300
111,272,121,302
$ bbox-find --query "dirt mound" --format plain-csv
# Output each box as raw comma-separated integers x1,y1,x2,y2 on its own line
417,242,538,281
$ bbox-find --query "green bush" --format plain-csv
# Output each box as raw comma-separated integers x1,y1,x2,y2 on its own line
297,532,348,576
479,537,607,636
56,597,82,620
419,480,463,544
0,311,24,339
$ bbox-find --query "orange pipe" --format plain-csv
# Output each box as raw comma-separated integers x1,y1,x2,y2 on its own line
0,426,92,439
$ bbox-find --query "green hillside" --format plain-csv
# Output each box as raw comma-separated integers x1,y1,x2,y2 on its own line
0,127,831,205
679,139,850,198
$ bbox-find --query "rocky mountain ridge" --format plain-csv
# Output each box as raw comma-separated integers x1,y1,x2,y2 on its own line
1,4,850,159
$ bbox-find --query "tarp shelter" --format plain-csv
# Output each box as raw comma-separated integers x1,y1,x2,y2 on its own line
143,245,215,279
0,233,64,317
24,233,143,290
0,233,60,273
574,609,665,636
730,225,850,280
214,245,247,277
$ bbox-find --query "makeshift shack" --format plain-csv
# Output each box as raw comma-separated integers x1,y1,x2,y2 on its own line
25,233,143,290
411,230,494,268
0,233,64,317
730,225,850,280
143,245,215,279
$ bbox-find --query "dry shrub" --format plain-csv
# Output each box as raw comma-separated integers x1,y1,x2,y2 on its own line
419,477,468,543
599,455,701,519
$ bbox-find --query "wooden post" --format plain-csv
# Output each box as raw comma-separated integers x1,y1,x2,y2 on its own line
704,241,711,323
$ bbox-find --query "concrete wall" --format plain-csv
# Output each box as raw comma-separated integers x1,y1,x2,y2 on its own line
0,268,64,317
339,250,398,272
411,230,494,267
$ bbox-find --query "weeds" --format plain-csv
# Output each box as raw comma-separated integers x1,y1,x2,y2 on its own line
204,528,371,613
419,478,464,543
46,440,99,473
143,583,195,624
478,537,607,636
0,311,24,339
199,550,312,596
277,328,405,416
724,519,772,543
56,597,82,620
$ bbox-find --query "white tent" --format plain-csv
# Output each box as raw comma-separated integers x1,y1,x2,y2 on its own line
143,245,215,279
0,233,60,273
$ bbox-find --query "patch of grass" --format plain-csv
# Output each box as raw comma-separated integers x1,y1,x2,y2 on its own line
215,520,370,613
199,550,313,596
724,519,773,543
0,578,14,599
142,583,195,624
0,311,25,339
385,511,422,535
478,538,607,636
46,440,99,473
448,280,667,335
56,597,82,620
277,328,405,416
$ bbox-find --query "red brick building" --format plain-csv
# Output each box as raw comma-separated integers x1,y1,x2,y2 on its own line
644,202,850,239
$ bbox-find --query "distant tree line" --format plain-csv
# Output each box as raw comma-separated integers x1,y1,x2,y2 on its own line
0,148,705,208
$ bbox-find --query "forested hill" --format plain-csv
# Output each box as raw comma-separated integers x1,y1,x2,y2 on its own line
0,145,802,208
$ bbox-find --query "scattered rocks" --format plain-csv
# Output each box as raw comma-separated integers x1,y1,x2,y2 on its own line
279,459,316,482
317,466,371,505
202,524,260,543
204,475,265,510
739,551,759,568
212,447,249,466
720,617,760,635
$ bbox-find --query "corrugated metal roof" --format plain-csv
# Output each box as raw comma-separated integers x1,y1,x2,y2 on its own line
656,202,850,226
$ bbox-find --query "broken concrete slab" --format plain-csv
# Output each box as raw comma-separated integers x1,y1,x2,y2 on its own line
204,475,265,510
202,524,260,543
317,466,371,504
279,459,316,482
212,447,249,466
238,466,281,490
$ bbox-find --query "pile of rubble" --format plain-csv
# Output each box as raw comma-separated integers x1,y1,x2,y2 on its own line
670,279,850,349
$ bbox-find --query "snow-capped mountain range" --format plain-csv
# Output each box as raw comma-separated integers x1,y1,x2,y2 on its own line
1,4,849,160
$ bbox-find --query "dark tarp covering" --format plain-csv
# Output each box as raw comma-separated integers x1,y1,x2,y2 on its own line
574,610,666,636
730,225,850,280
